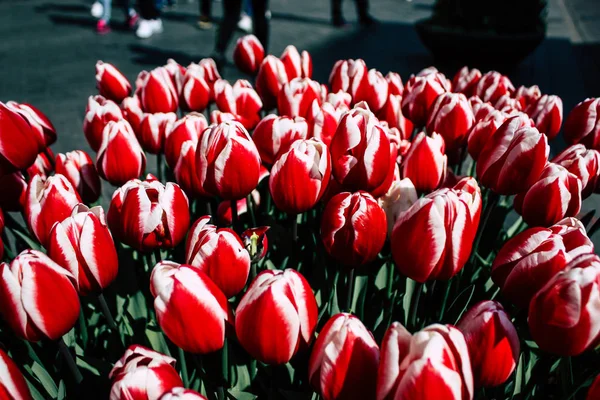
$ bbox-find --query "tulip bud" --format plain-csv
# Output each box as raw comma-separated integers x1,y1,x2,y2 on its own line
378,177,418,237
457,301,520,388
137,67,179,113
96,120,146,186
0,102,46,176
215,190,260,226
473,71,515,104
0,172,27,212
173,139,206,198
494,94,522,113
159,388,208,400
378,94,413,140
386,72,404,96
467,109,507,161
514,85,542,109
252,114,308,164
196,121,261,200
0,348,33,399
47,204,118,296
269,138,331,214
180,63,210,112
352,68,389,112
256,55,289,110
26,149,54,179
549,217,595,258
307,100,348,147
401,70,451,126
164,113,208,168
514,163,582,227
280,45,312,79
150,261,232,353
587,375,600,400
328,58,367,94
83,95,123,152
121,95,144,135
233,34,265,75
321,191,387,267
214,79,263,129
528,253,600,356
392,180,481,282
310,313,379,400
96,61,132,103
55,150,102,203
25,174,82,246
563,97,600,151
0,250,80,341
552,144,600,198
377,323,473,400
278,77,324,119
477,117,549,195
107,177,190,251
198,58,222,100
426,92,474,150
164,59,185,92
7,102,57,147
526,94,563,139
109,345,183,400
401,131,447,193
236,269,318,364
136,112,177,154
241,226,269,262
452,66,482,97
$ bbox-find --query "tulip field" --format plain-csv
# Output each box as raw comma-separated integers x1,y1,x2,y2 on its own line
1,34,600,400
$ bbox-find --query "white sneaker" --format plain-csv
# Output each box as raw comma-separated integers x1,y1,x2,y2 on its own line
237,14,252,33
136,19,163,38
90,1,103,19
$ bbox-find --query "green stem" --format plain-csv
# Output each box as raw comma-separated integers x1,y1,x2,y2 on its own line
386,263,394,300
345,269,355,313
247,194,257,227
178,347,189,388
219,338,228,398
468,191,500,268
78,308,88,349
409,282,423,330
97,293,117,331
156,153,164,182
468,157,476,177
439,280,452,321
58,338,83,384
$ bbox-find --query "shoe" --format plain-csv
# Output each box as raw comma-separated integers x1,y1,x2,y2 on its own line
197,16,212,30
359,15,378,27
237,13,252,33
96,19,111,34
91,1,103,19
332,16,348,27
126,13,139,29
136,18,163,38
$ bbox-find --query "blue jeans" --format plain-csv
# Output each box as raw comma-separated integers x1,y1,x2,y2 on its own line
101,0,135,22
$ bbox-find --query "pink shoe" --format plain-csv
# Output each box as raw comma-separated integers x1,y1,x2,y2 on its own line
96,19,111,34
127,13,139,30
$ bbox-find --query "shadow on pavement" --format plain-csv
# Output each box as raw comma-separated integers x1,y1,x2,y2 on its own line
129,43,206,66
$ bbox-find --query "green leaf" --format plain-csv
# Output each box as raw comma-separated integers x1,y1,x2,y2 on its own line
25,377,46,400
145,324,172,356
228,390,257,400
57,380,66,400
233,364,252,391
403,278,416,326
31,361,58,398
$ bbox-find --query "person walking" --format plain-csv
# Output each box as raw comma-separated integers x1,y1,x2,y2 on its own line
91,0,138,34
331,0,376,27
197,0,213,29
136,0,164,38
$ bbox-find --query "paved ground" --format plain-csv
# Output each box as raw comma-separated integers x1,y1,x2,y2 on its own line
1,0,599,243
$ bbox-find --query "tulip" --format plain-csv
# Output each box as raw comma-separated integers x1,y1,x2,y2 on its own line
401,69,451,126
514,163,581,227
216,189,261,226
528,253,600,356
136,112,177,154
0,348,33,400
26,149,54,179
473,71,515,104
7,102,56,147
386,72,404,96
173,139,206,198
563,97,600,151
326,91,352,109
269,138,331,214
241,226,269,262
180,63,210,112
307,99,348,147
456,301,520,388
150,261,231,353
209,111,237,125
470,99,494,120
426,92,474,151
452,66,482,97
256,55,289,110
552,144,600,198
0,172,27,212
330,102,391,193
83,95,124,152
196,121,261,200
377,323,473,400
526,94,563,139
391,179,482,282
378,177,418,237
164,113,208,168
137,67,179,113
321,191,387,267
213,79,263,129
278,77,324,119
309,313,379,400
378,94,413,140
352,68,389,112
477,117,549,195
47,204,118,296
401,131,447,193
24,174,82,246
0,102,46,176
107,177,190,251
96,61,131,103
280,45,312,79
96,120,146,186
55,150,102,204
121,95,144,135
109,345,183,400
466,109,507,161
0,209,4,260
587,375,600,400
236,269,318,364
198,58,222,100
494,94,522,113
159,388,208,400
328,58,367,94
514,85,542,109
164,59,186,92
252,114,308,164
491,219,593,308
233,34,265,75
0,249,80,341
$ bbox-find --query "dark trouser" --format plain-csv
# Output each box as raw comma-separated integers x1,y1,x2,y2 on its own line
200,0,211,17
331,0,369,21
139,0,161,19
215,0,269,54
